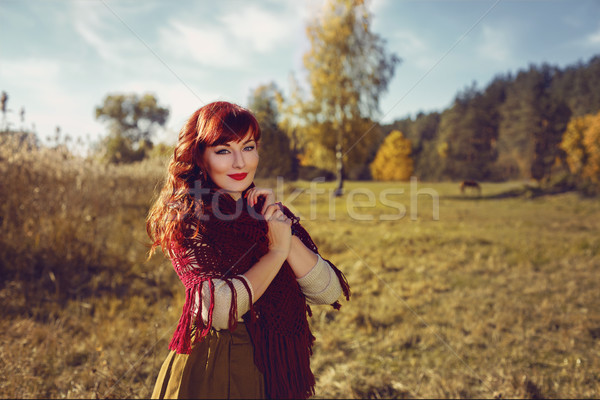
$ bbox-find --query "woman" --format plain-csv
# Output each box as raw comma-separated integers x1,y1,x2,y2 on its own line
146,101,350,399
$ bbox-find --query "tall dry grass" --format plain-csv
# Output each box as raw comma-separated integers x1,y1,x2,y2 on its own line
1,136,173,308
0,136,178,397
1,138,599,398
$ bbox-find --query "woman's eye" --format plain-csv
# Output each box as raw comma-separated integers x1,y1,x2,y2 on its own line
215,145,253,154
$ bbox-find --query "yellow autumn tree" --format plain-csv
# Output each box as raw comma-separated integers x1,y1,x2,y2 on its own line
301,0,400,194
560,110,600,185
370,130,414,181
582,112,600,183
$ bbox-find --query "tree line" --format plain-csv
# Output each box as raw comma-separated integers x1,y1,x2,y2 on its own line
382,56,600,187
3,0,599,194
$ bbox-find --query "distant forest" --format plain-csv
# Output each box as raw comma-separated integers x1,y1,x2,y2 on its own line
380,55,600,183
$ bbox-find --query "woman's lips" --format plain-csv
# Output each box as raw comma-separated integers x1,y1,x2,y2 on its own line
228,173,248,181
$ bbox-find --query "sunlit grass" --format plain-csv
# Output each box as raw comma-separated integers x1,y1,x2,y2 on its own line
305,183,600,398
1,140,599,398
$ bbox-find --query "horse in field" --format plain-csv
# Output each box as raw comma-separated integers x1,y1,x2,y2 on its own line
460,180,481,196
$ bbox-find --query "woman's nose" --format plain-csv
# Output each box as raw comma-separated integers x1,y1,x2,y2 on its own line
232,150,245,168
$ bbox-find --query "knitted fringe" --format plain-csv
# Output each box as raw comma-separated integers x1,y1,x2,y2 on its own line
169,278,250,354
324,257,351,309
168,285,195,354
247,323,317,399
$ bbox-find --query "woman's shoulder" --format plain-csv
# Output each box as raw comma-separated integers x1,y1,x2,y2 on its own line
182,218,211,241
170,219,222,260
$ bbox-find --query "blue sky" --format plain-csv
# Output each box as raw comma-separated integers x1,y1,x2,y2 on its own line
1,0,599,149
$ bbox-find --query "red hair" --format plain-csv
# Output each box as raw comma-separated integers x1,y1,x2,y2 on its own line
146,101,261,258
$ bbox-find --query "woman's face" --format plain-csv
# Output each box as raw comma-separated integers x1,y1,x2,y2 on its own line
202,132,259,200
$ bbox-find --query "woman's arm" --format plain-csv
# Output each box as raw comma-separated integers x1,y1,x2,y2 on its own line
198,239,341,330
193,248,289,330
245,189,347,305
287,235,343,305
195,276,252,330
182,210,290,330
286,235,318,278
296,254,342,305
245,188,317,279
243,248,288,300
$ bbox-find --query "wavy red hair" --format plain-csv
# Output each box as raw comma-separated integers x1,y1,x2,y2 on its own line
146,101,261,258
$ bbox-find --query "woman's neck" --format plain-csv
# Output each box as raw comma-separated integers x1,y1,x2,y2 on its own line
225,191,242,201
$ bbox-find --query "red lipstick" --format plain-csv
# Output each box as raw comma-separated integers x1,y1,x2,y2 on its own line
228,173,248,181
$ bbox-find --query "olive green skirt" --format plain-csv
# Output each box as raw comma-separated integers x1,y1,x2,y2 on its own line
152,322,265,399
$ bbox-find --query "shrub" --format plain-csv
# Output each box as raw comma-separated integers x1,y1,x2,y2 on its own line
0,135,168,313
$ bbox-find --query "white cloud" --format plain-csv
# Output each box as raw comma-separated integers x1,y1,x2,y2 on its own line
585,25,600,45
394,30,427,52
71,2,149,67
158,2,306,70
72,3,119,62
0,57,103,141
370,0,389,16
0,57,203,145
391,30,436,70
158,19,246,69
477,24,512,63
0,58,78,110
0,58,61,83
220,4,296,53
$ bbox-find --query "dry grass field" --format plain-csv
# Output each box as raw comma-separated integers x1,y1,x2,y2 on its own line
1,141,599,398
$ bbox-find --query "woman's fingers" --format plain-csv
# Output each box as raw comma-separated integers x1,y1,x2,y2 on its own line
263,204,287,221
262,204,280,220
246,187,275,207
248,187,271,202
245,187,275,209
245,188,287,218
261,203,275,219
260,192,275,213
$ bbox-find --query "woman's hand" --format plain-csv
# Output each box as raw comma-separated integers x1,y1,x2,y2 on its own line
242,203,292,302
263,203,292,256
245,187,276,215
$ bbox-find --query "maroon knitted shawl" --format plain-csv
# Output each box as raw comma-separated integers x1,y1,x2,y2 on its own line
167,181,350,399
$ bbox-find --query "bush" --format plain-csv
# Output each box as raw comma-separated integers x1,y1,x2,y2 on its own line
100,134,148,163
0,136,169,314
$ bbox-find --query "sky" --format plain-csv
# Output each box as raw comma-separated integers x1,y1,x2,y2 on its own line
1,0,600,150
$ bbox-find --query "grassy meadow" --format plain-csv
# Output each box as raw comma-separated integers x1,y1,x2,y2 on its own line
1,141,599,398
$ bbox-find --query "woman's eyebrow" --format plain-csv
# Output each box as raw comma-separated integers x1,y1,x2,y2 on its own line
219,139,255,147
